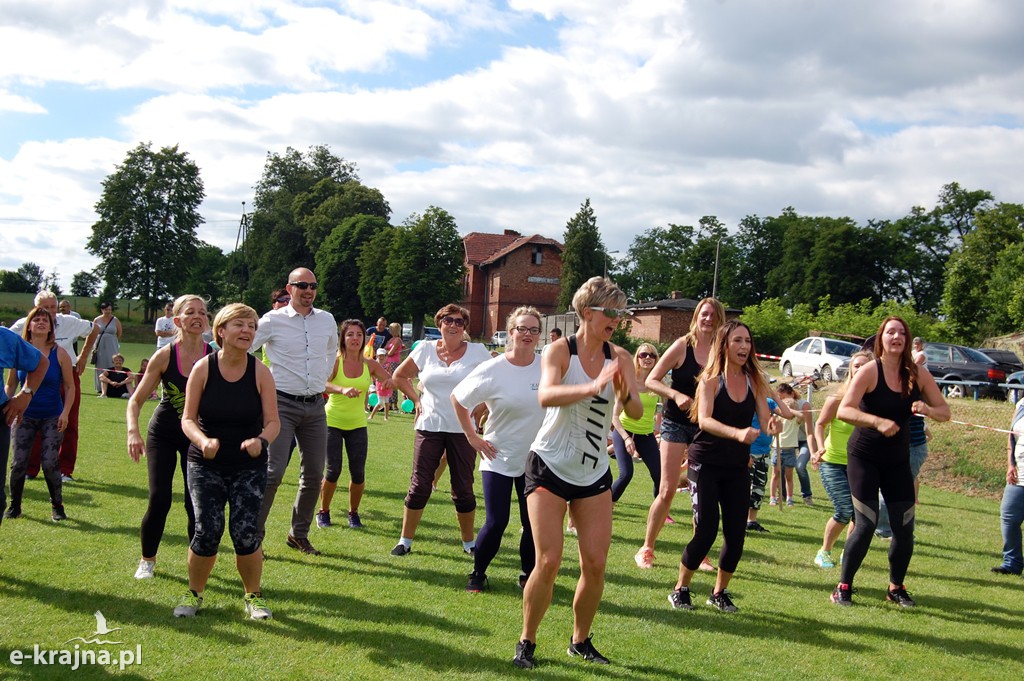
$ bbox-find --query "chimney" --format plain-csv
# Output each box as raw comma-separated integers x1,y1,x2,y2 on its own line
503,229,522,237
670,291,683,300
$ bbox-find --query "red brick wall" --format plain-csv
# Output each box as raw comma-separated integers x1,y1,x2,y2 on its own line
484,244,563,338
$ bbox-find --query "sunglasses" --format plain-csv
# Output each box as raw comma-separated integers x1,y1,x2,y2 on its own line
514,326,541,335
289,281,318,290
637,352,657,359
441,316,465,327
275,297,291,304
590,306,632,319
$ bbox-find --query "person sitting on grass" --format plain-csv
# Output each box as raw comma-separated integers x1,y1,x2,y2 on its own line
99,353,134,399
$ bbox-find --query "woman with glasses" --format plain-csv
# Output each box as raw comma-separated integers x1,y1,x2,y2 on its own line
452,306,545,593
513,277,641,669
390,304,491,557
636,297,725,569
610,343,663,503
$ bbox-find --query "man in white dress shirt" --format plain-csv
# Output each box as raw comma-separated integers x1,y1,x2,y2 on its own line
10,291,98,481
252,267,338,555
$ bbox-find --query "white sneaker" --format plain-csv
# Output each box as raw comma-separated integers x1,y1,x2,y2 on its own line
244,592,273,620
134,559,155,579
173,591,203,617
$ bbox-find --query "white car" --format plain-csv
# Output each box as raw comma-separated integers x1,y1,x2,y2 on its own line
779,337,860,382
491,331,508,346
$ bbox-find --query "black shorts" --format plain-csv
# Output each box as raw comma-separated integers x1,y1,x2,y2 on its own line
524,451,612,502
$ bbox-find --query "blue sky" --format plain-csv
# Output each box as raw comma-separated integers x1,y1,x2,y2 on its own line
1,0,1023,289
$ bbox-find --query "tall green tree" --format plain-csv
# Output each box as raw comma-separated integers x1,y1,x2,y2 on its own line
616,223,694,302
87,142,204,321
377,207,464,338
673,216,735,302
70,270,101,297
0,270,33,293
181,243,233,310
316,214,392,319
17,262,44,291
357,226,398,322
558,199,606,311
731,211,792,307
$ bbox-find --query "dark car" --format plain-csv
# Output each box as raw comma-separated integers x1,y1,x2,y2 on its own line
921,342,1006,399
976,348,1024,375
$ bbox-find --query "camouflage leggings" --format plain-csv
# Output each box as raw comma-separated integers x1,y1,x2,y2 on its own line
748,454,769,511
187,462,267,557
10,416,63,507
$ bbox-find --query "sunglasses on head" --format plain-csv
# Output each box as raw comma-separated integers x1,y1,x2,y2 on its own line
289,281,318,290
589,306,632,319
637,352,657,359
441,316,465,327
275,296,291,303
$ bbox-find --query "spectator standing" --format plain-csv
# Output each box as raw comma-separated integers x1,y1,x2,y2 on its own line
92,302,122,393
252,268,338,556
155,302,176,349
10,291,98,482
993,396,1024,575
59,300,81,319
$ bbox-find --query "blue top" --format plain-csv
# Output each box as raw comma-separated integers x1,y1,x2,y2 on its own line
750,397,779,456
18,346,62,419
0,327,43,410
908,414,927,447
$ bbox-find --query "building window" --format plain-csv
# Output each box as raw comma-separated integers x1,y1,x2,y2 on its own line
532,246,542,265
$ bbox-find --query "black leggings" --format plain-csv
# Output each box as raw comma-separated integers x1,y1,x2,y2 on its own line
841,454,915,587
474,470,535,578
610,430,660,502
141,430,195,558
681,462,749,574
324,426,368,485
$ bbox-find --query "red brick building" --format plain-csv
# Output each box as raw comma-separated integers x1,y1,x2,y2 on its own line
626,292,741,344
461,230,564,339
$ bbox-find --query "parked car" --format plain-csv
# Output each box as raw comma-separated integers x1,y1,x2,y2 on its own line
835,358,851,382
422,326,442,341
779,337,860,382
1006,369,1024,403
921,342,1006,399
976,348,1024,375
491,330,508,347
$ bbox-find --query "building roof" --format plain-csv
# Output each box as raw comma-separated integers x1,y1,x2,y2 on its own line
481,234,563,265
630,297,742,314
463,230,522,265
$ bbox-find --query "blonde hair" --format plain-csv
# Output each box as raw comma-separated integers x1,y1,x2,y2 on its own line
172,294,208,342
833,350,874,401
634,343,659,372
684,297,725,349
212,303,258,345
688,319,770,422
571,276,627,318
389,322,402,338
506,305,542,333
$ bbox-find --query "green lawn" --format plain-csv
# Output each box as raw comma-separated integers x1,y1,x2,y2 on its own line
0,375,1021,680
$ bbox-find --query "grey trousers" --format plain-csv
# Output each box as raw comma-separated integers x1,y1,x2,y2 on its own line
256,395,327,541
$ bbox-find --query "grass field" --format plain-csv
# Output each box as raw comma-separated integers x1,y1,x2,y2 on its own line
1,355,1022,680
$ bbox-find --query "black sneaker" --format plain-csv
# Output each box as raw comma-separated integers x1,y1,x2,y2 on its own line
512,639,536,669
390,543,411,556
746,521,769,533
706,590,738,613
3,506,22,520
831,583,853,606
567,635,609,664
50,505,67,522
466,571,488,593
668,587,694,610
886,585,916,608
517,573,529,590
286,534,321,555
991,566,1021,575
348,511,363,529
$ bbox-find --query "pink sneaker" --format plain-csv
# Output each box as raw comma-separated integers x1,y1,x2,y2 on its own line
634,546,655,569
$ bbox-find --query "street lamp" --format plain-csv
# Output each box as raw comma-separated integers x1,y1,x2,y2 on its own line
604,250,619,278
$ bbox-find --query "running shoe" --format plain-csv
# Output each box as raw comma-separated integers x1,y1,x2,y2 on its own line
567,635,609,664
991,566,1021,575
786,497,795,507
634,546,654,569
517,573,529,590
707,590,738,613
886,585,916,608
814,549,835,569
769,497,778,506
746,521,770,533
466,571,489,593
173,590,203,617
348,511,363,529
464,545,476,556
135,559,155,580
315,510,331,528
668,587,694,610
244,592,273,619
62,474,75,483
831,583,853,606
803,496,813,506
664,514,676,525
513,640,536,669
390,543,411,556
50,505,67,522
3,506,22,519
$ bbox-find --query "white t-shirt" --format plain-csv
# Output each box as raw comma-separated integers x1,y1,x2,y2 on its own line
409,341,491,433
11,313,94,367
155,315,175,348
530,347,614,487
780,398,807,449
452,354,543,477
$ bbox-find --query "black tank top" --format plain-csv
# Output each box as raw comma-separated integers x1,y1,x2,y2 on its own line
187,353,265,471
688,374,756,468
664,342,702,425
847,359,921,464
149,342,212,441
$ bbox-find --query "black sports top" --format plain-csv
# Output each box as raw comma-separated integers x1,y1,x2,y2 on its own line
847,359,921,464
187,353,265,471
149,342,212,441
663,342,702,425
688,374,756,468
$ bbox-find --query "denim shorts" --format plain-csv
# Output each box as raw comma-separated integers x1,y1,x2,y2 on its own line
661,416,698,445
772,447,797,468
819,460,853,524
909,443,928,479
